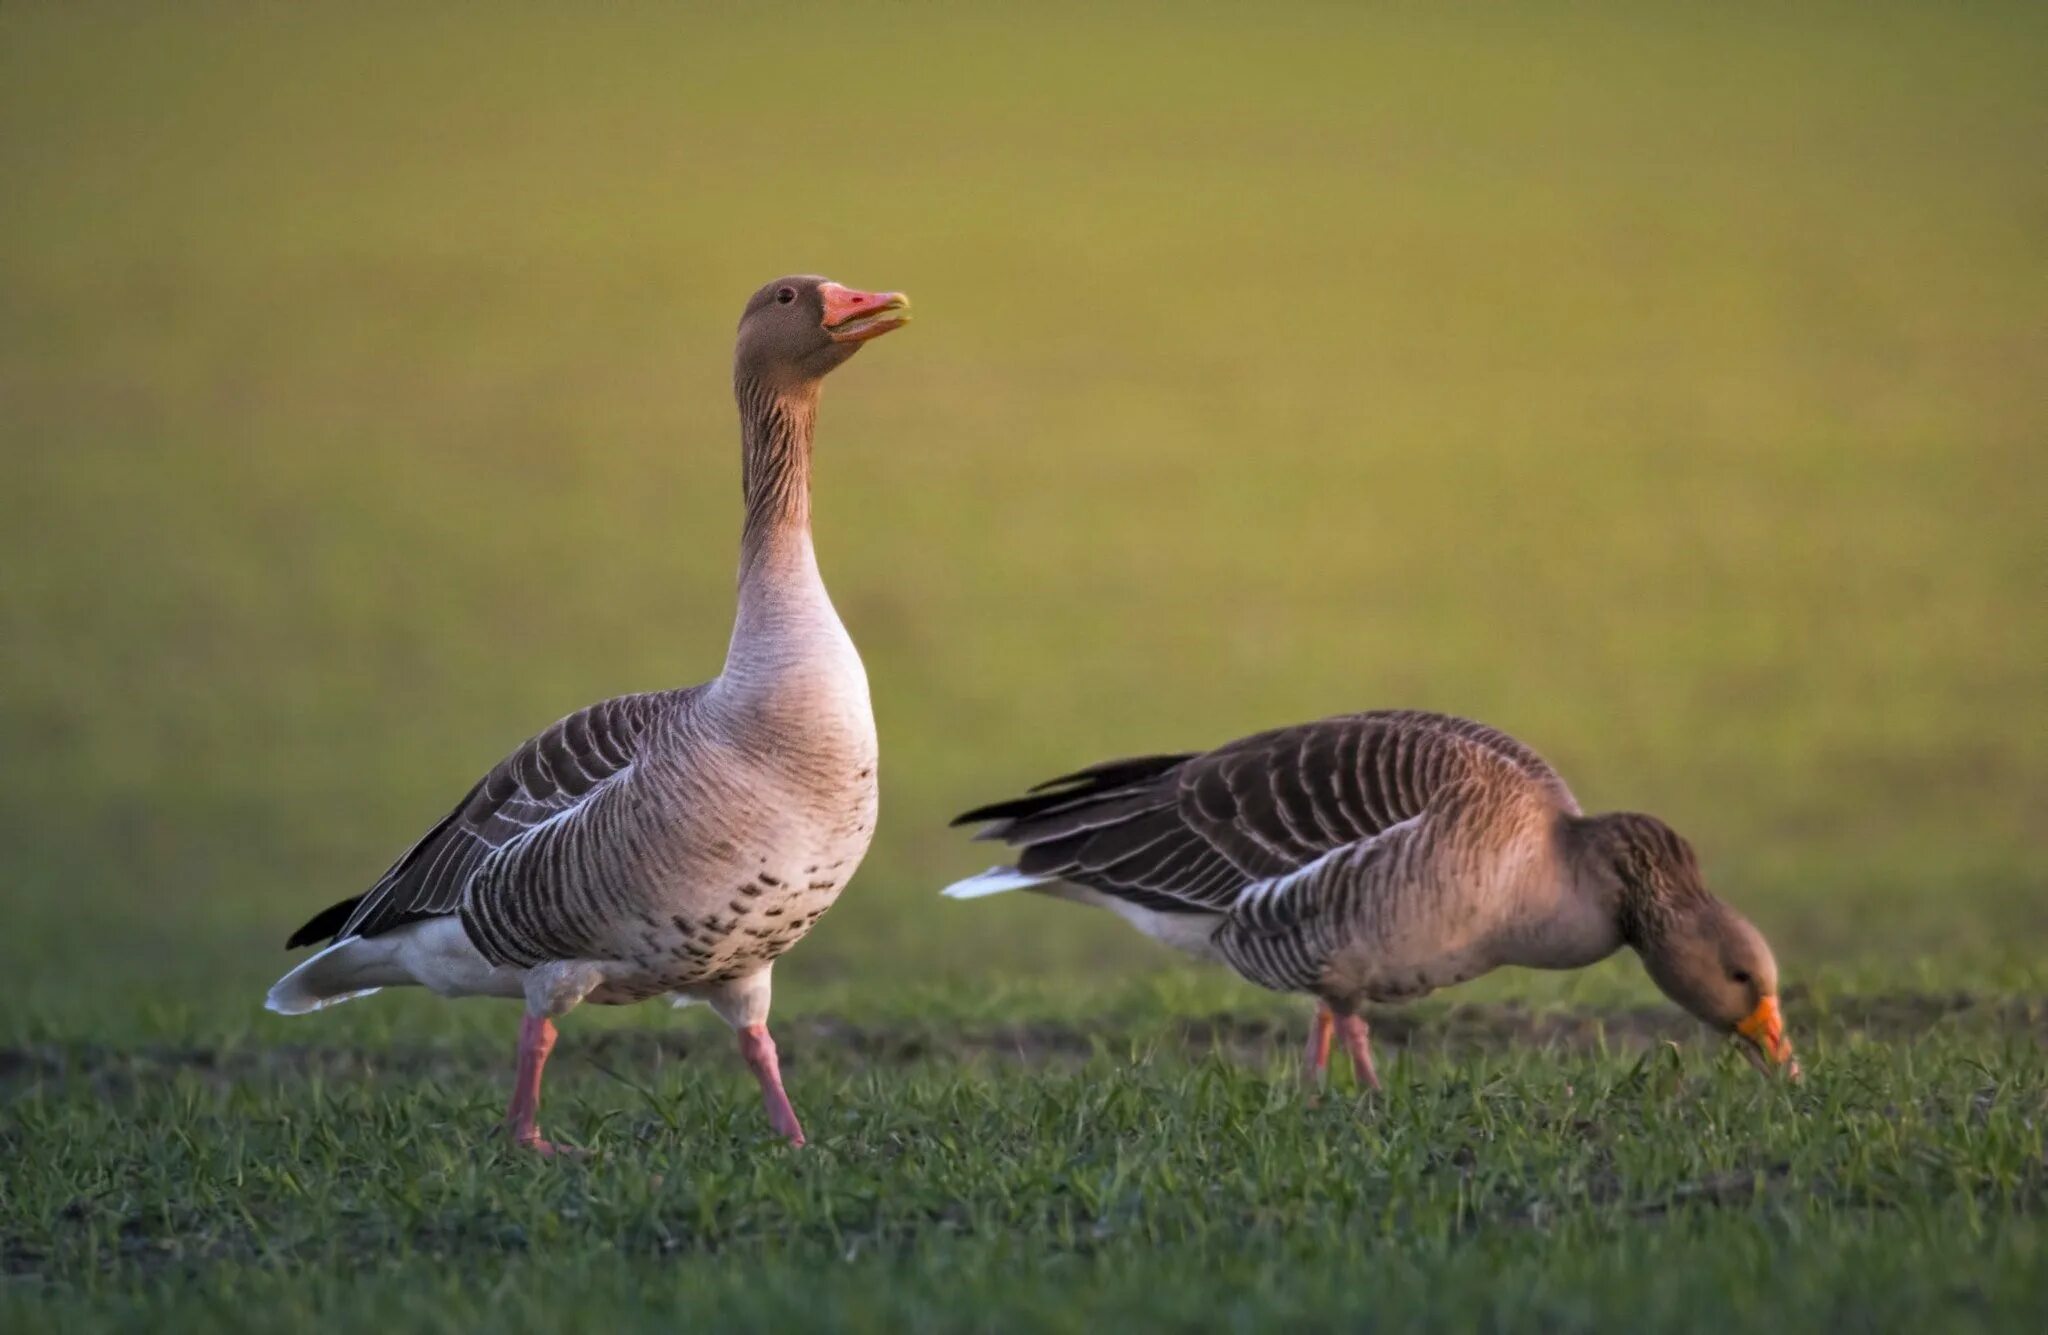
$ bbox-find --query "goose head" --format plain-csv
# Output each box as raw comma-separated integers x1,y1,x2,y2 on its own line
736,274,911,388
1582,812,1801,1079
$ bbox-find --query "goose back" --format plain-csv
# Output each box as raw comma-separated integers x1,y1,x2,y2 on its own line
955,710,1597,1007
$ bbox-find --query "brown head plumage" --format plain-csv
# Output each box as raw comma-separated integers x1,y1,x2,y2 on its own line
735,275,910,388
1577,811,1798,1076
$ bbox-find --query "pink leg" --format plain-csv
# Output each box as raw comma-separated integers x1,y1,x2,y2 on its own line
506,1014,573,1155
1336,1013,1382,1091
737,1024,806,1146
1304,1004,1336,1092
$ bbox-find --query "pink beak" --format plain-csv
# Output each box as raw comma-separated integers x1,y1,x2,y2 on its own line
819,282,912,343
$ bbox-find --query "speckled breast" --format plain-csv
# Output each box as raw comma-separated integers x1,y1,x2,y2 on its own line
606,749,879,999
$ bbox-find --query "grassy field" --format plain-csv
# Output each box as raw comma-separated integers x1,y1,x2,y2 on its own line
3,3,2044,1329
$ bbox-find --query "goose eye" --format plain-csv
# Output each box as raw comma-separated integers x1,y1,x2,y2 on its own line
1730,969,1752,985
775,287,797,305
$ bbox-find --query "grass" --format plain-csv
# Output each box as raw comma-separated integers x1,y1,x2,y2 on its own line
6,999,2045,1331
2,2,2044,1329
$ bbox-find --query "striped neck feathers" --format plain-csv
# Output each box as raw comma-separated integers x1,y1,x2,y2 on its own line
1566,811,1713,949
735,372,820,575
724,371,852,685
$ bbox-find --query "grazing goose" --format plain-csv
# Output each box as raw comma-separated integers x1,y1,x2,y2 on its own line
945,710,1798,1086
268,275,910,1154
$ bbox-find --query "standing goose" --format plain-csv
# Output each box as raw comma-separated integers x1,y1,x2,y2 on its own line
945,710,1799,1086
269,275,910,1154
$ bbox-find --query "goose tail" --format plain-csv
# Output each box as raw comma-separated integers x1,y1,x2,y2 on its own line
940,867,1053,900
264,937,389,1015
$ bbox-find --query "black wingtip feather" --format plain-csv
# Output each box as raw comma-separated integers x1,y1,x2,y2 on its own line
1025,753,1195,794
950,753,1194,828
284,895,363,950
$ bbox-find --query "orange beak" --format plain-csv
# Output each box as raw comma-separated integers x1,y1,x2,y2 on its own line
1735,995,1800,1079
819,282,911,343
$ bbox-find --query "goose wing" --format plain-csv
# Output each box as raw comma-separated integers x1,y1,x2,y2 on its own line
285,691,671,948
1212,749,1557,993
1211,811,1437,992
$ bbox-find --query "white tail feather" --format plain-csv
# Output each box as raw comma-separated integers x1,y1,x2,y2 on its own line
264,937,390,1015
940,867,1052,899
264,917,522,1014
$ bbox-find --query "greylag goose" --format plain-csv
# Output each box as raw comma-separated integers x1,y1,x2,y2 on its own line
268,275,910,1154
945,710,1799,1086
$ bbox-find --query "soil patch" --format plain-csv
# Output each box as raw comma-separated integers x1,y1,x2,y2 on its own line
3,991,2037,1095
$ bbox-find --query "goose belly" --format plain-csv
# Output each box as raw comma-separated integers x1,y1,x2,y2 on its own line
1310,855,1524,1005
1322,935,1503,1006
1316,860,1617,1006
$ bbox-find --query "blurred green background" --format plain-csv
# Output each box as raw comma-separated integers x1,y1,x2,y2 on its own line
3,2,2043,1037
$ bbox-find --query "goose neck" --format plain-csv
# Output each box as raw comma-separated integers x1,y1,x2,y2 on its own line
724,373,847,684
735,373,819,567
